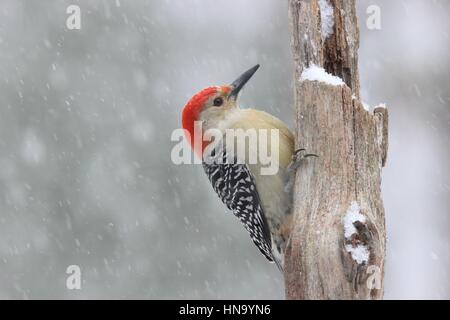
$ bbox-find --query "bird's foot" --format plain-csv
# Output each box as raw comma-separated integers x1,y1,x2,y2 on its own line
284,148,318,193
292,148,319,164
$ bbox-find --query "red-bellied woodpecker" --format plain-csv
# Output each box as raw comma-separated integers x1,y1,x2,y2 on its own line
182,65,307,270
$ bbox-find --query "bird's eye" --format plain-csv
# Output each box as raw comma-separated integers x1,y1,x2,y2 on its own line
213,97,224,107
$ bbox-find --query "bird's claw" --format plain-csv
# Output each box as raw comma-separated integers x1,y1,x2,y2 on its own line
284,148,318,194
292,148,319,163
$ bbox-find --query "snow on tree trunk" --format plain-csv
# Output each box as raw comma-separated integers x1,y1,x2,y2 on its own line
285,0,388,299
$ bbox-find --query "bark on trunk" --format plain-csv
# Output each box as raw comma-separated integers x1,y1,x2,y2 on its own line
285,0,388,299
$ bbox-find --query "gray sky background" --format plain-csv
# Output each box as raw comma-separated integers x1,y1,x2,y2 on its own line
0,0,448,299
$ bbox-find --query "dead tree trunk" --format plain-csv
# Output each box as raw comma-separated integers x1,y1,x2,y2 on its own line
285,0,388,299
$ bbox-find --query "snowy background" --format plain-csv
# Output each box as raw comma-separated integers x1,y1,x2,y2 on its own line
0,0,448,299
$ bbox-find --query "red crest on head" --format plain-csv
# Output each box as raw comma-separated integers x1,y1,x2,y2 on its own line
182,86,219,155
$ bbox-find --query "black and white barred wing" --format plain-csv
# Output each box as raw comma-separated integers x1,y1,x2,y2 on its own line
202,150,273,262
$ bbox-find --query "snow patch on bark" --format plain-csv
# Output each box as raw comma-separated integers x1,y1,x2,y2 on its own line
319,0,335,39
345,244,370,265
300,65,344,86
343,202,369,264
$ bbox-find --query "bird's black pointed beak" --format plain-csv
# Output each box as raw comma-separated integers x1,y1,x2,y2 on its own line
228,64,260,100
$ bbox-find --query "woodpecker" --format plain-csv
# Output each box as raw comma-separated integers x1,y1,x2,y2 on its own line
182,65,298,270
